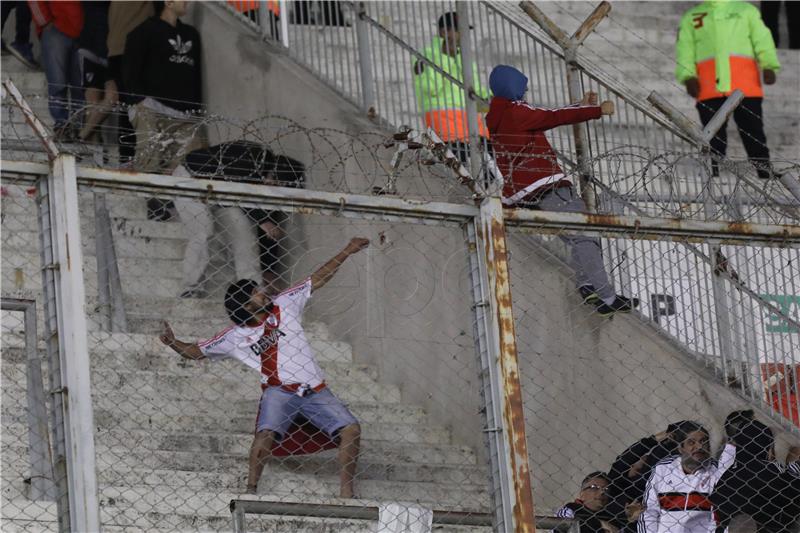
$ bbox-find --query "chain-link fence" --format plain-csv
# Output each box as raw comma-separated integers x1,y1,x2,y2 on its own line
3,78,800,532
505,217,800,532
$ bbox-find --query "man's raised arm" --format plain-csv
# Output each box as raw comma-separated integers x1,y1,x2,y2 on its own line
310,237,370,293
159,321,205,360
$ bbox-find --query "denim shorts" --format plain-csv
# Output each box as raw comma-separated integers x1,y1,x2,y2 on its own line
255,387,358,438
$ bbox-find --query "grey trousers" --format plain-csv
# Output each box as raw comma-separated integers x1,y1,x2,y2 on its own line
174,199,260,290
535,186,615,301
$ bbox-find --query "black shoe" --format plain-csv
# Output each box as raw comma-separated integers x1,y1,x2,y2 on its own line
595,295,639,317
578,285,601,305
147,198,175,221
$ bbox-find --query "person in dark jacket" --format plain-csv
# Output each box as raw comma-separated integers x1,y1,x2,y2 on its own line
711,419,800,533
555,472,615,533
485,64,638,317
606,425,685,529
123,0,205,219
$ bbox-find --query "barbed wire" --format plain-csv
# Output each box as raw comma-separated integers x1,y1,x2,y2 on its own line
2,90,798,225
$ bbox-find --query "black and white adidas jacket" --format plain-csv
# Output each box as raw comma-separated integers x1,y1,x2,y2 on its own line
639,444,735,533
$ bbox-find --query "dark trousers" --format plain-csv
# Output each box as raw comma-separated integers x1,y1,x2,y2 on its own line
761,1,800,49
696,97,772,179
1,1,31,45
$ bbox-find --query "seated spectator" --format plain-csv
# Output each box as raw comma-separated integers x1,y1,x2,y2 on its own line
606,423,686,528
29,0,84,140
639,421,735,533
173,141,304,298
2,1,38,68
555,471,615,533
123,0,205,220
712,418,800,533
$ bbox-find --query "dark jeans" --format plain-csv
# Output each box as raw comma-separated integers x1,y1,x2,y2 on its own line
40,25,83,127
760,1,800,49
696,97,771,179
1,1,31,45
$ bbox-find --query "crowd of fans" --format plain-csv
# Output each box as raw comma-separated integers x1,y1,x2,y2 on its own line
557,411,800,533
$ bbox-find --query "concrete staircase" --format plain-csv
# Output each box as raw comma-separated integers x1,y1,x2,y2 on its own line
1,175,491,529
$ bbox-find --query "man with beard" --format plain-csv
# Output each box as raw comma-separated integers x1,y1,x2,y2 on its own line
639,422,735,533
159,237,369,498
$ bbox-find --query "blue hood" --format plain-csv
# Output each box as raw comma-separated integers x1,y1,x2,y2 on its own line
489,65,528,101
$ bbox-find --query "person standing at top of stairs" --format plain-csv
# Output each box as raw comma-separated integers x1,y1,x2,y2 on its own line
1,1,38,68
29,0,84,140
159,237,369,499
123,0,206,221
675,0,782,180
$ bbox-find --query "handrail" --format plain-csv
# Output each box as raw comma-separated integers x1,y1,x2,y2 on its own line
229,499,577,531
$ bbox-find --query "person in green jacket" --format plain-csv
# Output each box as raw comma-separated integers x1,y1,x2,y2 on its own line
413,11,490,165
675,0,781,179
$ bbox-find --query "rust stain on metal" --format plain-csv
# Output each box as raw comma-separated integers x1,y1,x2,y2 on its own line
486,216,537,532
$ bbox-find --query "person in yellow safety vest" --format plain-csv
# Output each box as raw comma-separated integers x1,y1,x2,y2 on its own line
413,11,490,164
675,0,781,180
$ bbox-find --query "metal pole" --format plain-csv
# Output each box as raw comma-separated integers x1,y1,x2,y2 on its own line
36,176,70,532
519,2,612,213
471,196,537,533
1,299,57,501
564,48,596,211
456,1,483,181
355,2,376,116
279,0,288,48
94,194,112,332
49,155,101,532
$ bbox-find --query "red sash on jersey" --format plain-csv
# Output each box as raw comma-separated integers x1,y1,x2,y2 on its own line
658,492,713,512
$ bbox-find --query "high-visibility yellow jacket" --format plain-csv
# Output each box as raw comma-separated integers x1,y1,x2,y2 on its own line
413,37,490,142
675,0,780,101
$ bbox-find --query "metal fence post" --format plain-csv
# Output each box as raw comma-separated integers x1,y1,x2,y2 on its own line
355,2,376,116
0,298,57,502
468,197,536,533
94,193,127,332
47,155,101,532
36,175,70,532
456,1,483,181
519,1,612,212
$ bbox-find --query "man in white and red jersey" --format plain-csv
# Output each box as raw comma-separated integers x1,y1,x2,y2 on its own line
159,237,369,499
639,422,735,533
485,64,638,317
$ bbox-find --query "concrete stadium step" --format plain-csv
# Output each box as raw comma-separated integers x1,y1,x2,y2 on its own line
0,493,491,533
1,442,482,489
1,466,490,515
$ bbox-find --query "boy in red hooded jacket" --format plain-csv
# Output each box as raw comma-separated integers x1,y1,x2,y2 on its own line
485,64,637,316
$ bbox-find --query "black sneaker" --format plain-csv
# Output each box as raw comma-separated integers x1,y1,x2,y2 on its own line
578,285,600,305
147,198,176,221
595,295,639,317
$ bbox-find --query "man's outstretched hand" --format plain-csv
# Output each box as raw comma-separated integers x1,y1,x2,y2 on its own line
600,101,615,116
763,69,776,85
345,237,370,254
159,320,176,347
